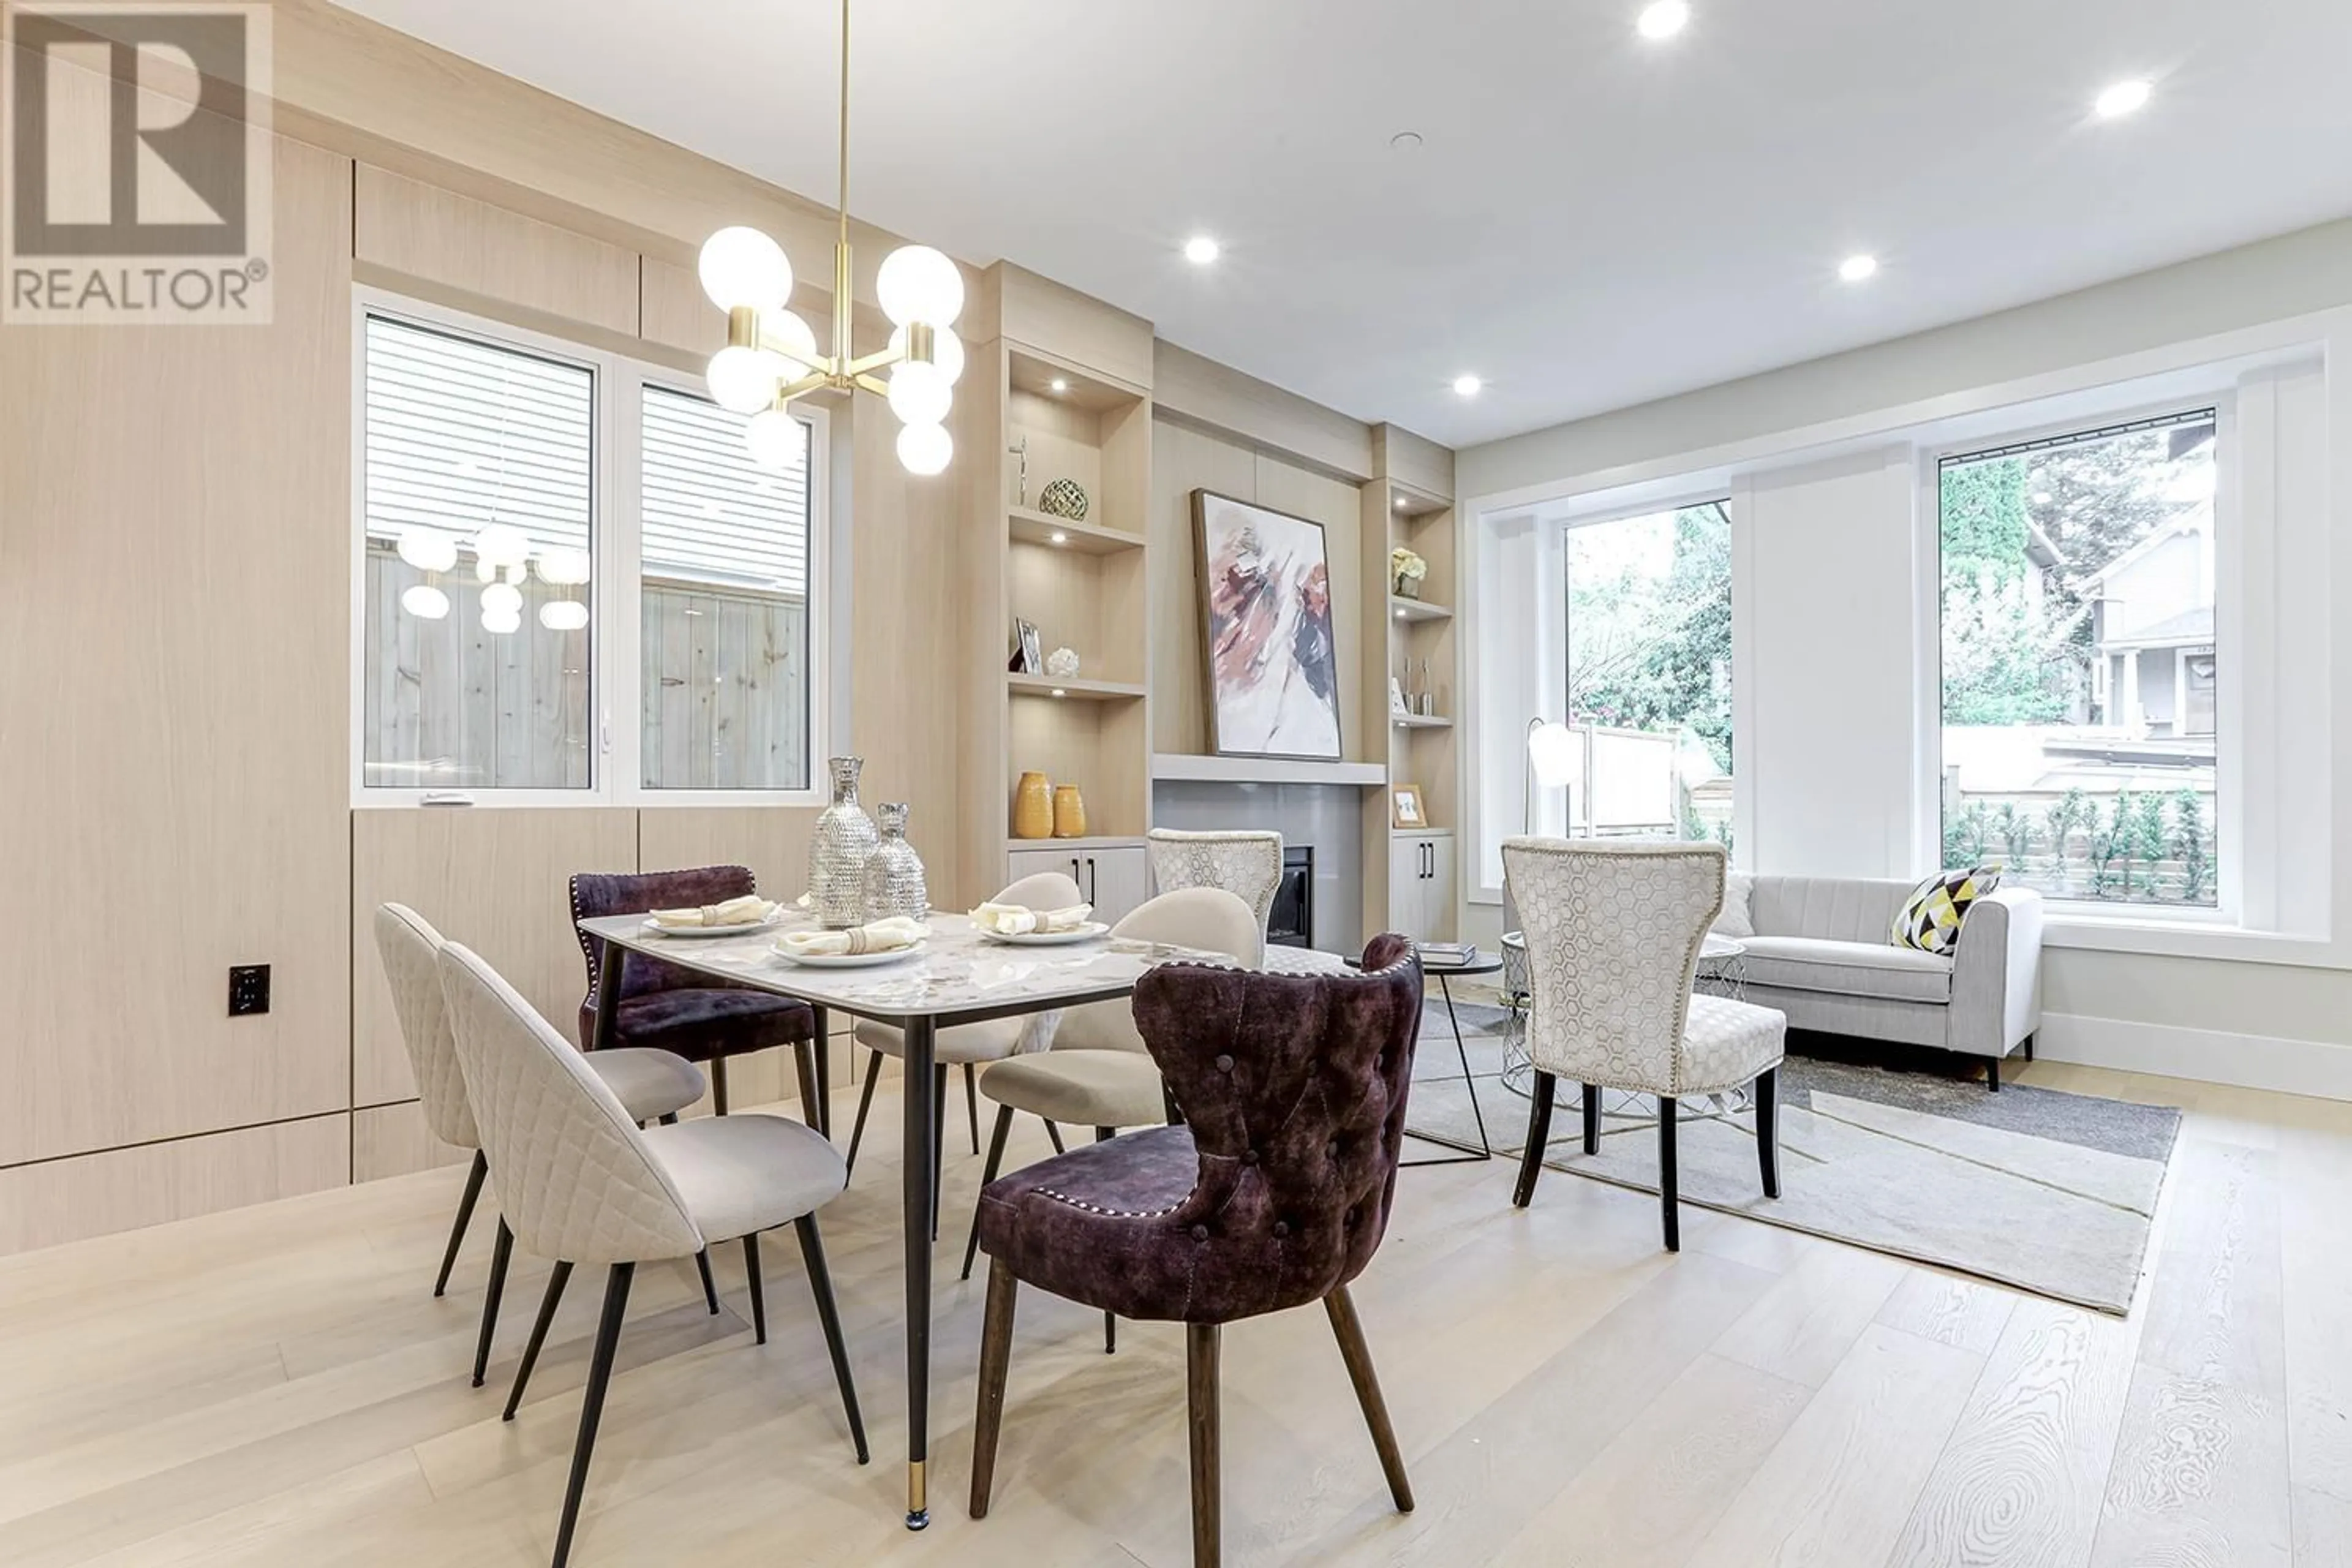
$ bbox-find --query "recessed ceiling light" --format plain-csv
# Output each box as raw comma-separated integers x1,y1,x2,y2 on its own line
1389,130,1424,151
1637,1,1691,40
1050,688,1067,699
1396,608,1409,619
1049,377,1069,393
1183,235,1221,265
1452,374,1482,398
1393,494,1409,510
2096,79,2152,119
1838,254,1879,283
1049,530,1068,545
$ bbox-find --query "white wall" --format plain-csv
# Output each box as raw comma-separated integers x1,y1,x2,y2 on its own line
1457,216,2352,1098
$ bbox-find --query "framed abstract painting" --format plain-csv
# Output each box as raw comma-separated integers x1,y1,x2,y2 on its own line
1192,489,1344,760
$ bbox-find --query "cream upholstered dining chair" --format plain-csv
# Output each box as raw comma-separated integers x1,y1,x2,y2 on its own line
1500,838,1787,1251
843,870,1084,1179
1147,829,1283,954
437,941,866,1568
373,903,709,1387
963,886,1265,1355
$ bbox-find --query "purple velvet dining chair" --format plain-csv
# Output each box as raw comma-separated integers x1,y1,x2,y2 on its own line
967,934,1425,1568
568,865,828,1127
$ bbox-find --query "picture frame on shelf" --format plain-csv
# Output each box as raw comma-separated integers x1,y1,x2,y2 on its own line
1391,784,1428,829
1009,617,1042,675
1192,489,1344,761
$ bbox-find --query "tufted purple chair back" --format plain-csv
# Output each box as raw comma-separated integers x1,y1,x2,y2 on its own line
1131,933,1422,1319
570,866,756,1030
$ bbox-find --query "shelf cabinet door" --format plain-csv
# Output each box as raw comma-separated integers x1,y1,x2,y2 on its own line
1006,846,1085,902
1385,836,1457,941
1083,847,1150,925
1423,837,1456,941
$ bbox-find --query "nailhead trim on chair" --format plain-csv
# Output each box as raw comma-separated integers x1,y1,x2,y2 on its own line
570,865,755,1009
1031,1188,1190,1220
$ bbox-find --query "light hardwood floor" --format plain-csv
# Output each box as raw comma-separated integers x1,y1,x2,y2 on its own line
1,1059,2344,1567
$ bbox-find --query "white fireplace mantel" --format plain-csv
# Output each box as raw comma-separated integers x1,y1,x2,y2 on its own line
1151,753,1388,788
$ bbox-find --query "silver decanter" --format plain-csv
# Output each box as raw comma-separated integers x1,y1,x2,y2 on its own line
861,802,930,922
807,756,880,928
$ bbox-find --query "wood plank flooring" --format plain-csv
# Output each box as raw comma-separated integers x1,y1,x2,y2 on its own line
1,1058,2347,1567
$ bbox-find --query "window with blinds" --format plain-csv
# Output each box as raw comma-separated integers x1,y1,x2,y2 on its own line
359,313,597,792
638,387,815,791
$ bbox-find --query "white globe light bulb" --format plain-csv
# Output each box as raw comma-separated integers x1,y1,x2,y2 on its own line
698,225,792,312
1528,722,1579,787
539,600,590,632
400,584,450,620
480,581,522,616
535,548,592,587
889,322,964,385
475,557,498,584
888,361,953,427
396,527,458,573
481,606,522,636
764,307,820,369
897,421,952,477
876,244,965,327
745,407,800,471
707,345,786,413
473,523,529,568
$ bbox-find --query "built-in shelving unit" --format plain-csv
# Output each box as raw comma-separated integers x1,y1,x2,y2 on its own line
1389,596,1453,625
1006,673,1148,701
1007,506,1145,556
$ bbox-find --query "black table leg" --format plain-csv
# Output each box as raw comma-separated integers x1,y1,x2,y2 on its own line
810,1006,832,1137
589,941,624,1054
900,1013,938,1530
1400,972,1494,1166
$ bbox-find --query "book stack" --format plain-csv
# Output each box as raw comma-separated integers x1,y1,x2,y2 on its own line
1417,941,1479,967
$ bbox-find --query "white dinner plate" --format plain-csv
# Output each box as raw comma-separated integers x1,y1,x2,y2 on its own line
978,922,1110,946
639,910,785,939
772,941,927,969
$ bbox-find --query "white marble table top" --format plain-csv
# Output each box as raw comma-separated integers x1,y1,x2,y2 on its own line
579,911,1355,1024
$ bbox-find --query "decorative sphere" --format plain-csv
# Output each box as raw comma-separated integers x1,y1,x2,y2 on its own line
1036,478,1090,521
889,323,963,385
400,584,450,620
698,226,792,312
745,407,802,471
897,421,952,477
1045,646,1081,678
887,361,953,428
876,244,965,327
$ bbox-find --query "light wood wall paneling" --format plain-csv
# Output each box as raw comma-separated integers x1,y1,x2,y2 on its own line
954,341,1014,906
976,264,1154,393
350,809,637,1107
354,165,638,336
352,1102,469,1185
1374,423,1457,502
0,136,355,1167
0,1115,349,1256
1152,341,1375,482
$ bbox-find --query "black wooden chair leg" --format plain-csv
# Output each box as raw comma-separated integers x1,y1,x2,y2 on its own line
472,1218,513,1387
794,1215,869,1462
550,1262,633,1568
1581,1081,1602,1155
963,1105,1015,1281
1657,1097,1680,1252
1755,1067,1781,1200
504,1260,573,1420
965,1063,982,1155
435,1150,488,1298
1095,1125,1118,1354
845,1049,883,1174
1512,1071,1556,1208
1324,1286,1414,1513
742,1232,768,1345
969,1259,1019,1518
1188,1322,1223,1568
1044,1120,1066,1155
694,1248,720,1315
712,1056,731,1117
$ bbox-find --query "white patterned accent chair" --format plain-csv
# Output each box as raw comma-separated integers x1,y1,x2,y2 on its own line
436,941,867,1568
373,903,707,1386
1501,838,1787,1251
844,870,1084,1177
1147,829,1284,956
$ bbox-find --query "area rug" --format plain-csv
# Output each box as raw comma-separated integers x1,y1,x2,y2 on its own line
1403,999,2182,1314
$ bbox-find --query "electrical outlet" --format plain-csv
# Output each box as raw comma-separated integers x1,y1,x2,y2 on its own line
228,964,271,1017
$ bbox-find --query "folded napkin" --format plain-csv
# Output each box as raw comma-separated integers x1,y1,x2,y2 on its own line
969,901,1095,937
649,895,776,930
776,916,927,957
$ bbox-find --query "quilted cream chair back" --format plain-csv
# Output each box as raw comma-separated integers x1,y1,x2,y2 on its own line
436,941,704,1266
1502,837,1726,1095
1053,887,1263,1054
374,903,478,1151
1147,829,1283,953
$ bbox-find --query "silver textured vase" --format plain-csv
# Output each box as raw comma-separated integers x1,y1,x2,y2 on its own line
861,802,929,921
808,756,880,928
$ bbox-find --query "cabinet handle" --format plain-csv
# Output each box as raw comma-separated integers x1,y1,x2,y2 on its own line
1086,857,1098,903
1422,842,1432,880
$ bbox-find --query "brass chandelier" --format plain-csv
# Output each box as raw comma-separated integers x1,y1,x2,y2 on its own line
697,0,965,475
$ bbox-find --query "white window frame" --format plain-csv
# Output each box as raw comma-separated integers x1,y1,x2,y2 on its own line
350,287,832,809
1920,393,2242,927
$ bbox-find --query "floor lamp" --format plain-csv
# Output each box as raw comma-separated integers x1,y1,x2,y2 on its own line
1506,718,1581,937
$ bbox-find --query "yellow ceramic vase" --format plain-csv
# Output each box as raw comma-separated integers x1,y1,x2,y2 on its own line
1012,772,1054,839
1051,785,1087,839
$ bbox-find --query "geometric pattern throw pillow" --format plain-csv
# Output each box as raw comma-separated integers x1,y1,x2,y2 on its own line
1890,865,2003,955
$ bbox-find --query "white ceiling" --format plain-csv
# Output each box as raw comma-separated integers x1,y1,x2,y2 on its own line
337,0,2352,450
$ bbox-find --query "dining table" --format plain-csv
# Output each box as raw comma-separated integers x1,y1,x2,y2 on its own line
575,907,1349,1531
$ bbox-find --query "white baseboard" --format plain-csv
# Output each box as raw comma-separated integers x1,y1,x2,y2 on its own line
2037,1011,2352,1103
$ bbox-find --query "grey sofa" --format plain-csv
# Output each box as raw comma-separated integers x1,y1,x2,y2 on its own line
1720,875,2044,1091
